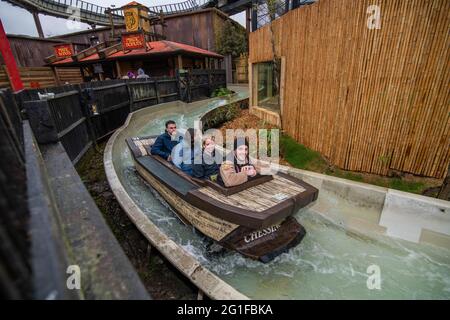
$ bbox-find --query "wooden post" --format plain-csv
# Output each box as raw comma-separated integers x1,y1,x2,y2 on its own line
127,81,134,112
108,9,115,39
154,80,160,104
52,67,61,86
115,60,122,78
0,21,23,92
438,164,450,201
32,11,44,38
177,54,183,70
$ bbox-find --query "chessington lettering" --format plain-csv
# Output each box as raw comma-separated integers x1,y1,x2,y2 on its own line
177,304,273,317
244,225,281,243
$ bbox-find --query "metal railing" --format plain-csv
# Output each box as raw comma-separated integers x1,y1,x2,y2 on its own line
6,0,214,26
252,0,316,30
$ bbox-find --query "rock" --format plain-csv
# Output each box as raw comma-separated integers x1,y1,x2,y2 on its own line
90,182,107,195
101,191,114,200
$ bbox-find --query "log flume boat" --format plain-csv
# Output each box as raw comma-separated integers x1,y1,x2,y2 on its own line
126,136,319,263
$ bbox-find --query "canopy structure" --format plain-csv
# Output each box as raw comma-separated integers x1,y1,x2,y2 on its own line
51,40,223,66
48,39,223,80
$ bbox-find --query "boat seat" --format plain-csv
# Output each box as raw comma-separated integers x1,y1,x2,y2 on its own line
202,174,273,196
126,137,156,158
135,156,198,196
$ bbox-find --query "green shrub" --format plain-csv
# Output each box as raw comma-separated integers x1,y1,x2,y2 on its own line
211,87,233,98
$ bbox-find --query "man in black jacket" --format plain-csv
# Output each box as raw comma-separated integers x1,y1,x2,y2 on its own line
151,120,179,161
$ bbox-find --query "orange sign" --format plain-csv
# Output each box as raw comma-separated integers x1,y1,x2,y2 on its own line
122,33,145,50
54,44,74,58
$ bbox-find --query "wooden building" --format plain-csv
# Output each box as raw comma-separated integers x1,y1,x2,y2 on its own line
50,40,223,80
3,8,238,68
0,7,240,87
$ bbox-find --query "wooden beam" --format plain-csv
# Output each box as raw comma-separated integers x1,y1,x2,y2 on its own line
98,43,122,59
52,67,61,86
32,11,44,38
246,7,251,36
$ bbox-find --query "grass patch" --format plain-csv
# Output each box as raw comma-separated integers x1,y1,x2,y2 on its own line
280,135,328,172
325,168,364,183
280,134,434,195
389,179,425,194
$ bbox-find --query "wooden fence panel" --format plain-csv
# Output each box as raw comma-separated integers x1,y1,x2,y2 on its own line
0,67,10,88
249,0,450,178
85,83,130,141
55,67,84,85
128,78,180,111
0,66,57,89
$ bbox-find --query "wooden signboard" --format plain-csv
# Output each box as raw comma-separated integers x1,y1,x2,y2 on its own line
124,7,139,32
122,32,146,50
123,2,151,33
53,44,74,58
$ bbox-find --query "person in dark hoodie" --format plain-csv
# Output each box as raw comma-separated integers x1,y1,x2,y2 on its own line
151,120,180,161
192,135,221,180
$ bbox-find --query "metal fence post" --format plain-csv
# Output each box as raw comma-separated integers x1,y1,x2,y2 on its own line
154,80,160,104
81,87,98,145
126,80,133,112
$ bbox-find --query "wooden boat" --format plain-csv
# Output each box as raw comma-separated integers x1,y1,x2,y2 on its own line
126,136,319,263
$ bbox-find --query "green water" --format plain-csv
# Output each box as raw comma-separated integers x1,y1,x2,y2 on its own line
110,87,450,299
